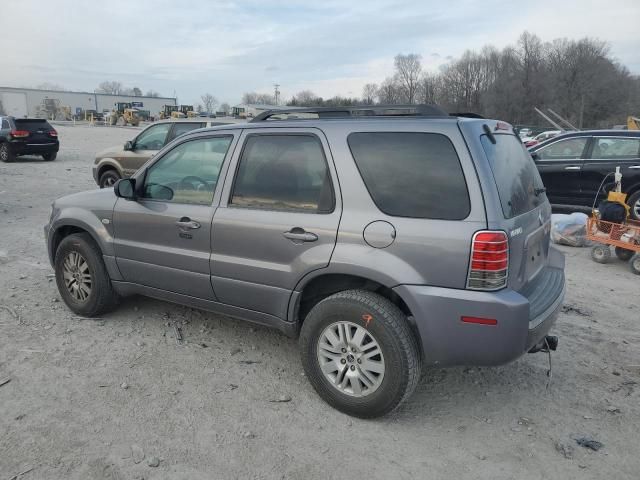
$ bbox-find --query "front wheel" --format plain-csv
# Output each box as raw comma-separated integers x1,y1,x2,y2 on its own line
54,233,119,316
630,254,640,275
99,169,121,188
42,152,57,161
300,290,421,418
591,244,611,264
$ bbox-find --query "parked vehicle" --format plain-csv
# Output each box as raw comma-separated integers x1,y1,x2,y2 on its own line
523,130,562,148
46,105,565,417
92,118,231,187
530,130,640,220
0,116,59,162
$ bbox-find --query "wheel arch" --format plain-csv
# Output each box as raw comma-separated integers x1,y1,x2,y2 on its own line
96,160,123,180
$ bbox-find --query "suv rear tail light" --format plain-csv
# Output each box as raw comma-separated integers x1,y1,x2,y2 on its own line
467,231,509,290
10,130,30,138
48,129,58,137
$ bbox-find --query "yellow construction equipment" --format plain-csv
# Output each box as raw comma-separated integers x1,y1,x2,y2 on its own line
627,116,640,130
110,102,140,127
159,105,182,119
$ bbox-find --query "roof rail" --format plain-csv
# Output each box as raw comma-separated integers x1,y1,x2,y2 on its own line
450,112,485,119
249,104,450,122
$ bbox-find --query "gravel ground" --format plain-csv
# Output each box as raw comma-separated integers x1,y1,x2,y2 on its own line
0,125,639,479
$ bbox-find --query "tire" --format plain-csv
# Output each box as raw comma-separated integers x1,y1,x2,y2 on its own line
0,143,14,163
117,116,126,126
628,190,640,221
42,152,57,161
591,244,611,264
54,233,119,317
99,169,121,188
615,246,634,262
299,289,421,418
630,254,640,275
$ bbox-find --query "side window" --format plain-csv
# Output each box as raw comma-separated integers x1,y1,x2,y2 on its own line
143,136,233,205
537,137,588,160
1,119,9,129
230,134,334,213
591,137,640,159
134,123,172,150
167,123,204,142
348,132,470,219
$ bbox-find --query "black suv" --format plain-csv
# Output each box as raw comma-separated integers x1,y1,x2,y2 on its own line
530,130,640,219
0,116,59,162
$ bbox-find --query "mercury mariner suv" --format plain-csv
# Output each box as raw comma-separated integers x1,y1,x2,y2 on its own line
45,105,565,418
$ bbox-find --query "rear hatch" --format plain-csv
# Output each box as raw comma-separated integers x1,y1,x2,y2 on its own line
479,130,552,293
14,119,56,144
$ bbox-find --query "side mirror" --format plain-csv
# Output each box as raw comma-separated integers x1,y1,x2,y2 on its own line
114,178,136,200
124,140,134,151
530,152,539,161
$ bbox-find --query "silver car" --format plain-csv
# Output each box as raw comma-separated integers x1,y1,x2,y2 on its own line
45,105,565,417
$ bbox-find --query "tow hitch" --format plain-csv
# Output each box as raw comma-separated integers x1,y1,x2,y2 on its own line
529,335,558,388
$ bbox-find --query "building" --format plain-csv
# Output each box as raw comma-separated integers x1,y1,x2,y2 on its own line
231,103,286,119
0,86,176,119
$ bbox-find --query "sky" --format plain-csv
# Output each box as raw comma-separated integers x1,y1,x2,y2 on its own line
1,0,639,106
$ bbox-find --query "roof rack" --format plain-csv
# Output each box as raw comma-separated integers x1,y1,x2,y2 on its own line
250,104,451,122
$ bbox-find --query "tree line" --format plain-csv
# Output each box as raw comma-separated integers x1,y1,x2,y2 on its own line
242,32,640,128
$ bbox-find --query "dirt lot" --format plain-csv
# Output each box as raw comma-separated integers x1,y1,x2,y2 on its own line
0,125,639,479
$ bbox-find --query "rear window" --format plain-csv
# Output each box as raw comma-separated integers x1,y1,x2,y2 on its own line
347,132,470,219
481,133,545,219
14,119,52,132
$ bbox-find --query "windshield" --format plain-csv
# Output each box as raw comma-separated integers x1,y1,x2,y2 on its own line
481,133,546,219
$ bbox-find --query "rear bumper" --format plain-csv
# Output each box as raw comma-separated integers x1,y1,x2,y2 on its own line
394,248,565,367
9,141,59,155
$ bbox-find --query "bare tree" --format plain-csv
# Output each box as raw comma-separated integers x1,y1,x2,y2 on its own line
132,87,142,96
242,92,276,105
201,93,218,113
394,54,422,104
294,90,319,106
145,90,161,98
362,83,378,104
97,81,123,95
37,82,67,91
377,77,401,104
220,102,231,114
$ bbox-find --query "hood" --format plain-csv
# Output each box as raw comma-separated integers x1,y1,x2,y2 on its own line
95,145,125,160
54,187,117,211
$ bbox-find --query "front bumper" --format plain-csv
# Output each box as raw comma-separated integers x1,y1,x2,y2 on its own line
394,249,565,367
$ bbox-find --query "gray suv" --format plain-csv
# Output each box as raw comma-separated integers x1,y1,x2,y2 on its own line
45,105,565,418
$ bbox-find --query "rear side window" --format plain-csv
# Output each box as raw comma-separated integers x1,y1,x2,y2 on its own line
1,119,9,129
231,134,334,213
347,132,470,219
481,134,545,219
167,122,205,142
14,119,52,132
591,137,640,159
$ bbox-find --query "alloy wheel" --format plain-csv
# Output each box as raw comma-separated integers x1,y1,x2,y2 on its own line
317,321,385,397
62,251,92,302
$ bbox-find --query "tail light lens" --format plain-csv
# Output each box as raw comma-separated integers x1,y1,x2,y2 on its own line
48,129,58,137
467,231,509,290
10,130,30,138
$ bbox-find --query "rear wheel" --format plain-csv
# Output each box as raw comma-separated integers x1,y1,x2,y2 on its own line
299,290,421,418
117,116,126,126
630,254,640,275
99,169,121,188
54,233,119,316
615,246,634,262
42,152,57,161
591,244,611,264
0,143,14,162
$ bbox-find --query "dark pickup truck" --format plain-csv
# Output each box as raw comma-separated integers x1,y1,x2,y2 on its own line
530,130,640,219
0,116,59,162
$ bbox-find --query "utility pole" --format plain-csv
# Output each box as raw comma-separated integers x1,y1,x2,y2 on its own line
273,84,280,105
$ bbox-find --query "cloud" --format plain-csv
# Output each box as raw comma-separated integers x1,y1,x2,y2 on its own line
0,0,638,105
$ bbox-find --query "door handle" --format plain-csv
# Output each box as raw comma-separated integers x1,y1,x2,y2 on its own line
564,166,581,170
283,228,318,243
629,166,640,169
176,217,201,230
